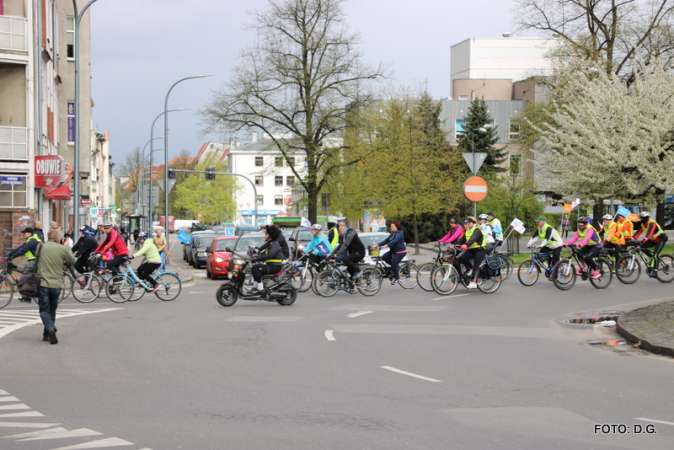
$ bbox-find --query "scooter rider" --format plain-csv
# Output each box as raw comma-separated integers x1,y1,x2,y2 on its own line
250,225,284,294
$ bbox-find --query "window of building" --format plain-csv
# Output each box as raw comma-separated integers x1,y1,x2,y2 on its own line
458,95,468,101
275,176,283,186
274,195,283,205
286,176,295,186
509,120,520,141
275,157,283,167
66,17,75,59
287,157,295,167
256,195,263,206
510,155,522,177
0,174,27,208
321,193,331,211
255,176,263,186
455,119,466,141
255,156,263,167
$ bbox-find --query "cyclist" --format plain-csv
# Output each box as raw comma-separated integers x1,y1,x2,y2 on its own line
303,224,333,266
632,211,668,276
438,217,464,245
486,212,504,250
526,216,563,273
616,212,634,244
562,217,602,279
72,226,98,276
375,221,407,286
456,217,487,289
599,214,624,259
9,226,43,303
94,222,130,275
129,232,161,293
250,225,284,294
478,214,496,254
328,219,366,286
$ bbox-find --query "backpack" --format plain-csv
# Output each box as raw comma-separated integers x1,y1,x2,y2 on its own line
17,243,43,298
484,254,502,277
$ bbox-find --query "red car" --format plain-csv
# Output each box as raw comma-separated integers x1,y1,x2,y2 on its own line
206,236,238,279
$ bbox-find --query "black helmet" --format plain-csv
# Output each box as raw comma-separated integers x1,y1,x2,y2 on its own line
577,217,589,225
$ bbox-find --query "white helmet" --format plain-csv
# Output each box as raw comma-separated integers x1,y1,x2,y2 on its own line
311,223,323,232
639,211,650,218
602,214,612,220
478,214,489,220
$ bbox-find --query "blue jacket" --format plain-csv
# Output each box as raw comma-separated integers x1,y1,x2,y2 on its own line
378,230,407,253
10,234,42,260
304,234,332,256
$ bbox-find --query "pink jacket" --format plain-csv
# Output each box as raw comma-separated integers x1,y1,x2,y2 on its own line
439,225,464,244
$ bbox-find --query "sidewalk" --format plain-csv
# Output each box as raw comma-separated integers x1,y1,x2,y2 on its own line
617,300,674,358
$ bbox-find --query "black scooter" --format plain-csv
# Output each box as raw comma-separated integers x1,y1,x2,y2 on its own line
216,257,297,306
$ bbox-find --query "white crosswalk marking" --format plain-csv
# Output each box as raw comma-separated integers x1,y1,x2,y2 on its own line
0,389,144,448
0,308,122,340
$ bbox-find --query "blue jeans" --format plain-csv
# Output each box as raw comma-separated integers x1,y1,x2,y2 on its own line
38,287,61,337
159,251,167,272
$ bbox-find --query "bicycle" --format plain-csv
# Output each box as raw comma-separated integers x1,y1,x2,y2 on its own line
72,255,120,303
614,242,674,284
313,259,382,297
289,252,329,294
417,243,454,292
119,259,182,302
517,250,554,286
491,249,514,280
0,254,69,308
551,245,613,290
368,254,419,289
431,245,502,294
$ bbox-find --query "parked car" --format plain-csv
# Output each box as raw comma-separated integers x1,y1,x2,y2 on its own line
183,231,215,264
288,227,314,259
206,236,239,279
235,225,260,236
228,233,268,261
190,234,220,269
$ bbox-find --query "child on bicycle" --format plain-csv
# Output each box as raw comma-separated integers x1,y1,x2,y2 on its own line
129,232,161,293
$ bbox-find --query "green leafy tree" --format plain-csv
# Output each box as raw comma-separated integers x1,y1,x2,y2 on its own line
172,156,237,224
456,98,505,178
478,175,544,232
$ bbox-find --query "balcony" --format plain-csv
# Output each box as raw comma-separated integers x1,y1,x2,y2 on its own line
0,16,27,52
0,126,28,159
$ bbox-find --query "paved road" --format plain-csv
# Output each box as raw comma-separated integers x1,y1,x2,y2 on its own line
0,256,673,450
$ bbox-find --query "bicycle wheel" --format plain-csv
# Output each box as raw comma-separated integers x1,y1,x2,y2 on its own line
289,264,304,291
314,269,339,297
589,257,613,289
499,256,514,280
105,274,133,303
0,275,14,309
356,268,382,296
552,260,576,291
655,255,674,283
477,267,502,294
72,273,102,303
615,254,640,284
430,264,459,295
417,262,436,292
154,272,182,301
398,262,419,289
298,266,315,293
517,260,540,287
60,272,74,302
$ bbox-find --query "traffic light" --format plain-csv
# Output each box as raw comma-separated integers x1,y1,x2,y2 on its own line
167,168,175,179
206,167,215,180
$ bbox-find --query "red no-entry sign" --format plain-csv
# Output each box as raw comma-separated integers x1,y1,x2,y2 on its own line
463,176,488,202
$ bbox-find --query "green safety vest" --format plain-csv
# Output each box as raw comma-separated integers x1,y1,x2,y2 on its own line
487,218,503,240
641,219,664,241
578,225,600,246
24,234,42,260
329,227,339,248
464,226,486,249
537,223,561,246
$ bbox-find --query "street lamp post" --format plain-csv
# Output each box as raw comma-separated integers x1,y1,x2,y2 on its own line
163,75,213,243
470,124,491,217
72,0,99,235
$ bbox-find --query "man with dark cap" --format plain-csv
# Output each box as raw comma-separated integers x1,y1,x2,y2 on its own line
72,226,98,276
250,225,285,293
37,229,75,344
9,227,43,303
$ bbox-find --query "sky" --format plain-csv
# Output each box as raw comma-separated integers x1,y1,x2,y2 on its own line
90,0,524,172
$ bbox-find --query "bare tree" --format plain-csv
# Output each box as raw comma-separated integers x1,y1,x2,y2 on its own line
202,0,384,223
514,0,674,80
115,147,144,191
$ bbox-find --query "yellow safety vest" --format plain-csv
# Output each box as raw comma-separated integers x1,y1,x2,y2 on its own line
537,223,562,246
464,226,486,249
617,218,633,239
24,234,43,260
329,227,339,248
578,225,600,246
641,219,664,241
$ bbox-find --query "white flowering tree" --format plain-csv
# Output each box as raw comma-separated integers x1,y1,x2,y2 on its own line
534,62,674,208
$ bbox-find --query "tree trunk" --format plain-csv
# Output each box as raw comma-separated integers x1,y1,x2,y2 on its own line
307,185,318,224
656,201,665,225
592,201,604,226
413,211,420,255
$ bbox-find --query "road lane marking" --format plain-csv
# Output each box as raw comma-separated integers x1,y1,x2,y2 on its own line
0,422,60,428
0,308,122,340
18,428,101,441
634,418,674,426
0,396,19,402
0,403,30,410
3,426,69,439
431,293,471,301
347,311,373,318
50,437,134,449
381,366,441,382
325,330,336,341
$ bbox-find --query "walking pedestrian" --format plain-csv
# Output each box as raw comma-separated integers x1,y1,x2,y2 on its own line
33,220,45,241
37,229,76,344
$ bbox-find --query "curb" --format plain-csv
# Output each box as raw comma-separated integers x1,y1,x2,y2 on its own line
617,302,674,358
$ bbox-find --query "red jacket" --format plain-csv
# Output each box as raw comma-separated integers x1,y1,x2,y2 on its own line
95,229,129,257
